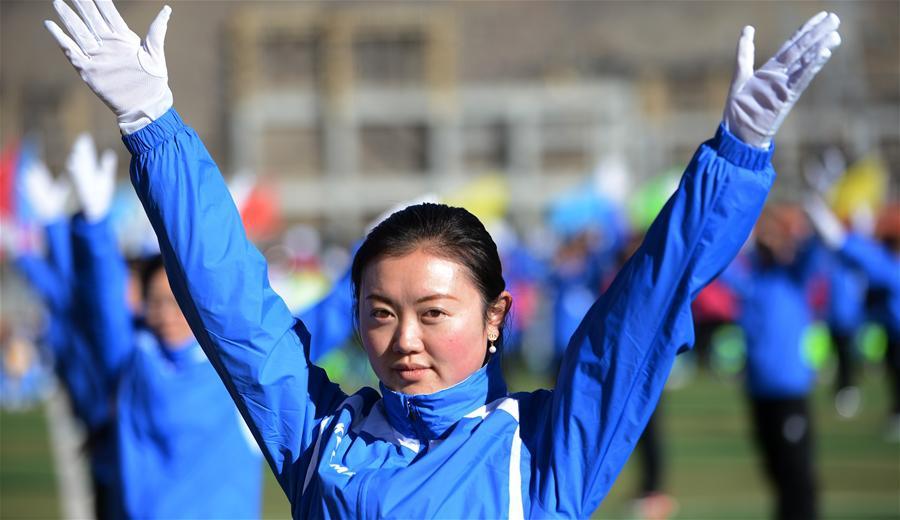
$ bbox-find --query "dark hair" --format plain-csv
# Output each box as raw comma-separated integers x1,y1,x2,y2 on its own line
351,203,508,347
139,255,166,300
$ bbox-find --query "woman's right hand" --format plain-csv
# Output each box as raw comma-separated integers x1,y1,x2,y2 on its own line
44,0,173,134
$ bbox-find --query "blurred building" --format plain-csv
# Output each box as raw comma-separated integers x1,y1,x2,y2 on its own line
1,0,897,237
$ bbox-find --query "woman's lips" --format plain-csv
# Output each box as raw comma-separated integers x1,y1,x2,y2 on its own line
393,365,430,381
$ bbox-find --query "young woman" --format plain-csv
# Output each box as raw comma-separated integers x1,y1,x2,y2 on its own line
45,2,840,517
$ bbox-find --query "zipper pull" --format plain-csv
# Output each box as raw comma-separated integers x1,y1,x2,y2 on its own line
407,399,418,421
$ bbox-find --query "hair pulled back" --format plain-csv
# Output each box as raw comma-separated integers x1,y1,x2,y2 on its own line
351,203,507,344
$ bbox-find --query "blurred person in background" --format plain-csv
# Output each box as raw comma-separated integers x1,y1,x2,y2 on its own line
45,1,840,517
724,204,823,520
65,133,264,519
806,195,900,441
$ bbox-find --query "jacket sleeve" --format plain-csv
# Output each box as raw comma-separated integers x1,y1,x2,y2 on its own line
121,109,347,498
14,220,71,314
70,213,134,387
530,124,774,516
45,219,74,288
838,234,900,293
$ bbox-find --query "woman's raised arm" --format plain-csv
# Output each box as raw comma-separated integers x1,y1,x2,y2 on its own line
525,13,840,517
45,0,347,499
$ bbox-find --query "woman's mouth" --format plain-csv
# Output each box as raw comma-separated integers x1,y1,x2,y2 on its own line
393,365,430,381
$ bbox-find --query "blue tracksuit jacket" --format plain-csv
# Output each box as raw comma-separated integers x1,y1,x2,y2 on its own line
15,219,117,501
15,219,110,430
124,108,773,518
824,250,867,338
839,234,900,342
726,242,821,399
70,214,263,519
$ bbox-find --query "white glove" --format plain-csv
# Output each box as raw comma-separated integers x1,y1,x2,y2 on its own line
804,194,846,249
22,159,70,223
723,12,841,149
67,133,118,223
803,147,846,196
44,0,173,134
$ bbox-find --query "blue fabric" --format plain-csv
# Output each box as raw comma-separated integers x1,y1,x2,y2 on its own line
14,219,110,429
15,218,116,506
824,250,867,336
840,234,900,341
125,110,773,518
300,269,354,362
71,214,263,519
725,241,821,398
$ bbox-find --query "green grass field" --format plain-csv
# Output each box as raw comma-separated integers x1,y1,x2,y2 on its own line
2,368,898,519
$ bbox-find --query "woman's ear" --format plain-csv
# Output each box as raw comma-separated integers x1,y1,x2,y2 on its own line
487,291,513,327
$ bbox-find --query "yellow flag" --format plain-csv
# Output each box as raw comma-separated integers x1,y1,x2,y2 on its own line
830,154,889,220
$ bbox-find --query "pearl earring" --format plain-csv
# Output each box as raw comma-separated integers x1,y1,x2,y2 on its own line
488,330,499,354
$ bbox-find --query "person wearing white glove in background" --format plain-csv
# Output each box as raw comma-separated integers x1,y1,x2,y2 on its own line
805,190,900,440
59,128,265,518
46,2,841,518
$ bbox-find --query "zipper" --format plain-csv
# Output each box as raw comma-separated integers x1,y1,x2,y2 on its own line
406,398,428,444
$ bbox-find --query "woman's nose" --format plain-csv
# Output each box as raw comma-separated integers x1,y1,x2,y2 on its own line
393,318,424,354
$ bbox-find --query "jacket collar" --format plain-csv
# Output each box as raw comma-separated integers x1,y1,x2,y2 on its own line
380,356,508,441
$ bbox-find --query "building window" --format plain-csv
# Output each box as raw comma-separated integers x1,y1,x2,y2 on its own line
261,126,322,176
463,121,508,171
359,124,429,173
353,32,426,85
541,114,591,173
259,30,322,87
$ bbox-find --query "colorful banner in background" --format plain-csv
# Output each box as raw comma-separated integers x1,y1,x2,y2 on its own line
0,137,44,258
829,153,889,220
443,173,509,226
0,139,21,220
627,168,681,231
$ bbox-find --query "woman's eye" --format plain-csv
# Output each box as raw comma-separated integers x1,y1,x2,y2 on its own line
423,309,446,319
370,309,393,319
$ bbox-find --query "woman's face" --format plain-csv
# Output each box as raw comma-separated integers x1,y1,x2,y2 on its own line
145,269,195,349
359,248,509,395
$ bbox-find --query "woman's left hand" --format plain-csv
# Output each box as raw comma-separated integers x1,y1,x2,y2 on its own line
723,12,841,149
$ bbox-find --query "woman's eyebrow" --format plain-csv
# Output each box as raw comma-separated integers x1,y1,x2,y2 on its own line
363,293,459,305
416,293,459,304
364,293,394,305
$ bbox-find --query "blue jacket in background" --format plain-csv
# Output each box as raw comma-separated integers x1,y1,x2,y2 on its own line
299,269,354,363
824,250,867,337
727,241,821,399
70,214,263,520
14,220,115,486
15,220,107,426
840,234,900,342
124,109,773,518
